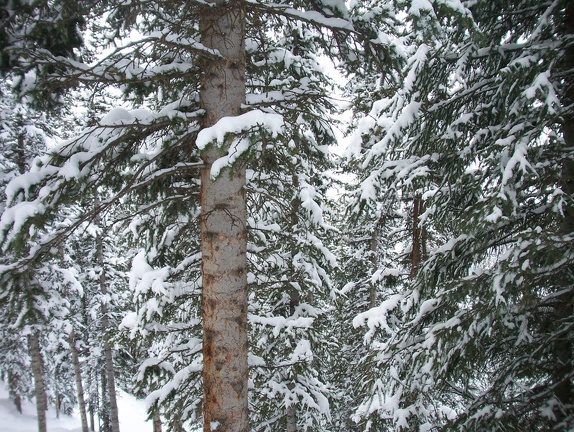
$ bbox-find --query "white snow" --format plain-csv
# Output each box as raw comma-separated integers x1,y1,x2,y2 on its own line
0,381,151,432
353,294,403,343
196,110,284,179
523,70,559,113
277,7,354,30
196,110,284,151
409,0,434,17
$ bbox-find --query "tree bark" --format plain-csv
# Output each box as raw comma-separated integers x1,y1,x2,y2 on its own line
55,365,60,419
286,405,297,432
29,332,47,432
89,372,96,432
285,173,301,432
199,2,249,432
410,195,427,278
97,228,121,432
70,333,90,432
101,369,110,432
152,411,162,432
94,200,121,432
368,223,379,308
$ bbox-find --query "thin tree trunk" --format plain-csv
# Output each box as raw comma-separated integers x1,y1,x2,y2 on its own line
89,371,97,432
55,365,60,419
97,226,121,432
172,417,183,432
152,411,162,432
70,333,90,432
410,196,427,278
8,371,22,414
101,369,110,432
89,403,95,432
286,405,297,432
286,284,300,432
199,2,249,432
16,129,27,174
80,292,97,432
286,173,301,432
29,332,47,432
93,195,120,432
368,223,379,308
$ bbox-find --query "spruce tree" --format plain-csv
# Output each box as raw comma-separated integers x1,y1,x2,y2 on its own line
350,0,574,429
0,1,377,431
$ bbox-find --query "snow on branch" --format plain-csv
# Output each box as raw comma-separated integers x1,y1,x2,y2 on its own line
0,101,202,272
247,1,355,32
196,110,284,178
24,31,218,91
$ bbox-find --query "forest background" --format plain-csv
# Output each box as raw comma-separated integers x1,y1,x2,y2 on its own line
0,1,573,431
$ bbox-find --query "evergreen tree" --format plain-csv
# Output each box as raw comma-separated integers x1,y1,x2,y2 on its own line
0,76,71,432
351,0,574,429
0,1,376,431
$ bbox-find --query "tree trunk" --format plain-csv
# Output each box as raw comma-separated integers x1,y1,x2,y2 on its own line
368,223,379,308
29,332,47,432
55,365,60,419
410,195,427,278
286,174,301,432
199,2,249,432
8,371,22,414
96,226,121,432
93,198,120,432
152,411,162,432
101,369,110,432
89,370,97,432
286,405,297,432
70,333,90,432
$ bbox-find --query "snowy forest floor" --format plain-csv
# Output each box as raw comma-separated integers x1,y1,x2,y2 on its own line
0,381,151,432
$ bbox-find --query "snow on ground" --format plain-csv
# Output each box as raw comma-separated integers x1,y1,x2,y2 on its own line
0,381,151,432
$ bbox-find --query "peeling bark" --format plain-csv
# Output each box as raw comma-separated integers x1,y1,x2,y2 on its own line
199,2,249,432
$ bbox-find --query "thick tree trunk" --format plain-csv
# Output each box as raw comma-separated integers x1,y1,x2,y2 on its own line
29,332,47,432
70,333,90,432
199,2,249,432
